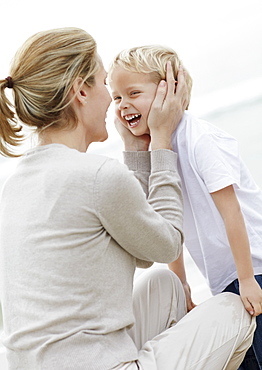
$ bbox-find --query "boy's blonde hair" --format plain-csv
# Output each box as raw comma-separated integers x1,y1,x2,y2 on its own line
0,27,99,157
109,45,192,109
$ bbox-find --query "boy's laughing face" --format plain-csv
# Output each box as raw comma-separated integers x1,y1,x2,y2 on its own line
110,66,158,136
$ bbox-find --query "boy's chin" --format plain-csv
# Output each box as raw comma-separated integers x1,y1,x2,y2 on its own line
132,131,144,137
130,127,149,137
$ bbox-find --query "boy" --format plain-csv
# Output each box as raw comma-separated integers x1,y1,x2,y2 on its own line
109,45,262,369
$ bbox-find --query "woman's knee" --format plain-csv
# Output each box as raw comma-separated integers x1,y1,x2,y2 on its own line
133,268,186,313
134,268,182,294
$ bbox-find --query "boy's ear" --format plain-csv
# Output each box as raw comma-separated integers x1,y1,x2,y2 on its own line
72,77,88,105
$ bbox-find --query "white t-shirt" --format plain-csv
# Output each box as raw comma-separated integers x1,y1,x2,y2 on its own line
172,111,262,294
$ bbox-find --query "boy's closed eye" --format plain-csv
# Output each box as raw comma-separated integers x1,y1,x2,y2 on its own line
113,91,141,101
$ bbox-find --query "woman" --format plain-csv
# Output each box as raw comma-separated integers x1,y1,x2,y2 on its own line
0,28,256,370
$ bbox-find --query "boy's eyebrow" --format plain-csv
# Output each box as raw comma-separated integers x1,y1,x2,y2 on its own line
110,85,142,96
123,83,145,90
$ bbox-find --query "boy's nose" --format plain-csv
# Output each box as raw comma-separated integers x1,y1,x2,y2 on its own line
119,98,130,110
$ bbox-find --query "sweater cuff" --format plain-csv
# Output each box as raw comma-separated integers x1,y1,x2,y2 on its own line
123,151,151,172
151,149,178,172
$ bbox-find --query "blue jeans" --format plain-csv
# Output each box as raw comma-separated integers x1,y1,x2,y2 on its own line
223,275,262,370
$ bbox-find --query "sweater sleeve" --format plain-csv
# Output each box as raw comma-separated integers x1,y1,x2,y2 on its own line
123,151,153,268
94,150,183,264
123,151,150,197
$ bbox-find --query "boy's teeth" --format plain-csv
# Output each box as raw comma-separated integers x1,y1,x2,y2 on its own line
129,121,138,127
125,114,140,121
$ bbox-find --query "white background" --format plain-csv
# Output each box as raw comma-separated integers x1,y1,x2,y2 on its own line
0,0,262,366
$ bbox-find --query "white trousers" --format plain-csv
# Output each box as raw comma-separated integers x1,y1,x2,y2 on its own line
112,269,256,370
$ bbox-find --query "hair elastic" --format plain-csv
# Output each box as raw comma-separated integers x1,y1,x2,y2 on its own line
5,76,13,89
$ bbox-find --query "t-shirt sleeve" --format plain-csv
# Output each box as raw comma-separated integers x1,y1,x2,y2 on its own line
194,132,241,193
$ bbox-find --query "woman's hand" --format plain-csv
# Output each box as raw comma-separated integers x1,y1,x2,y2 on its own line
114,116,151,151
149,62,188,150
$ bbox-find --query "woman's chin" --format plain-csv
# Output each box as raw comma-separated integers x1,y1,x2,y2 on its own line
99,133,108,142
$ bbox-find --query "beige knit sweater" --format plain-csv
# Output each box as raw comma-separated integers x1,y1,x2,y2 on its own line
0,144,183,369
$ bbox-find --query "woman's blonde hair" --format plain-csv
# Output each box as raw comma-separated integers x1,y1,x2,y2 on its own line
0,27,99,157
109,44,192,109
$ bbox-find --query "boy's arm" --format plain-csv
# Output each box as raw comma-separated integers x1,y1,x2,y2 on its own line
211,184,262,316
168,248,196,311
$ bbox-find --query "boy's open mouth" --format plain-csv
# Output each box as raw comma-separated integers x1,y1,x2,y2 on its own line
124,114,141,128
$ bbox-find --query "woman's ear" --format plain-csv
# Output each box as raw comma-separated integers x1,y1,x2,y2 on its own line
72,77,88,105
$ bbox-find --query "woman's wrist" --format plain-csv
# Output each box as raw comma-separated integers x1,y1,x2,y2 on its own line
150,134,172,151
124,143,149,151
124,136,151,151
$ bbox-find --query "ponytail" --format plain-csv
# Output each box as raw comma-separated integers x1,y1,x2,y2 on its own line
0,27,99,158
0,79,23,157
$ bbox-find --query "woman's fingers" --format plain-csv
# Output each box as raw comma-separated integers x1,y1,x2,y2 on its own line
148,61,188,149
150,80,167,112
165,62,188,112
176,66,189,110
165,61,177,98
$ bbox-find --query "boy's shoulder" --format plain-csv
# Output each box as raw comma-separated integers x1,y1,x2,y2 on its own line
178,111,208,134
175,111,236,150
182,111,231,137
